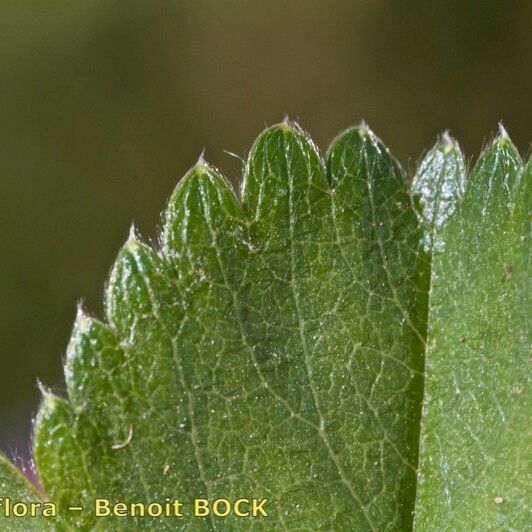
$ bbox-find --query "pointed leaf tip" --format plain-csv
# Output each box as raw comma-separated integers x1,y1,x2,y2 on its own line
74,304,91,334
497,121,509,140
196,148,206,165
494,122,512,148
438,131,460,153
466,125,523,215
37,380,52,400
356,119,370,135
278,118,297,134
124,223,140,250
353,121,385,147
75,300,86,319
192,149,210,176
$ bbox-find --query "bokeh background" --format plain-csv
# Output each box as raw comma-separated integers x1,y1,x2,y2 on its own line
1,0,530,458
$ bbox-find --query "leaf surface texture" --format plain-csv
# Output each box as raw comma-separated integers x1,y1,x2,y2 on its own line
0,123,526,530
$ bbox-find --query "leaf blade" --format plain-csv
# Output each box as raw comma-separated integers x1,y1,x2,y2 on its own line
33,122,428,530
415,136,529,529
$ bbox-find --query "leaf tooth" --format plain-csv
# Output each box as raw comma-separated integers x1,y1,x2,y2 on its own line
65,305,94,387
34,392,75,457
327,123,403,187
326,123,408,234
497,120,509,140
465,125,523,217
163,159,241,266
34,393,91,525
413,131,466,252
241,121,327,233
65,307,123,408
72,302,92,334
106,231,180,339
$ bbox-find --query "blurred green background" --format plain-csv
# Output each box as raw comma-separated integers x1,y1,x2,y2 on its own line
0,0,530,458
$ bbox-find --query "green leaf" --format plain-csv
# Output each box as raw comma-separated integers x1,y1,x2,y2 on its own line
415,130,530,529
0,454,51,530
31,122,427,530
7,121,524,530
